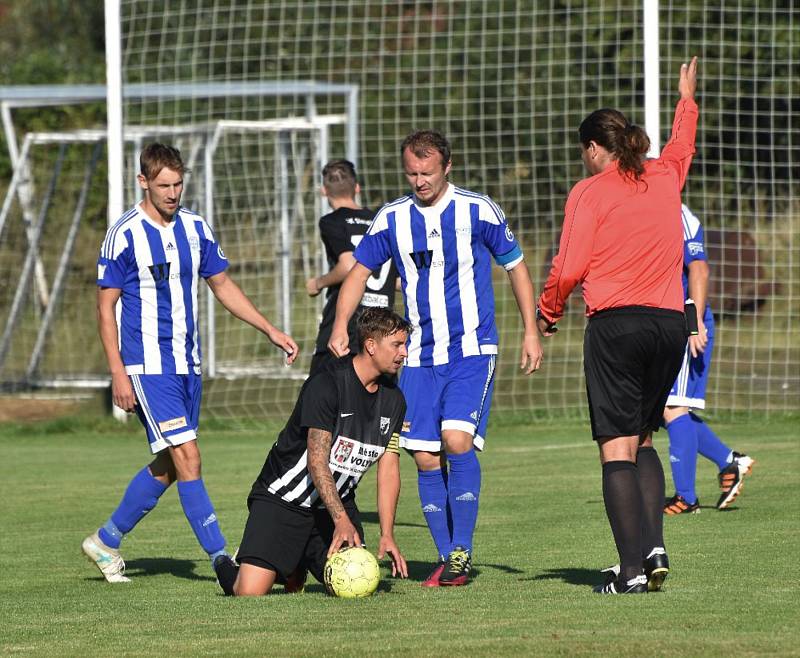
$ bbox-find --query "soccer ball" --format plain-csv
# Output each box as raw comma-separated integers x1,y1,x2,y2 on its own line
324,546,380,598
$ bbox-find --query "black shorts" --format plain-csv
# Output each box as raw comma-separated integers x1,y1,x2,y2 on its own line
584,306,687,440
237,495,364,584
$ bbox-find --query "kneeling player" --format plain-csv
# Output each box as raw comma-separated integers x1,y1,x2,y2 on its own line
215,308,410,596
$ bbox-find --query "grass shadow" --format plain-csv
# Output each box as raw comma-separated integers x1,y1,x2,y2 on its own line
526,567,599,587
120,557,214,581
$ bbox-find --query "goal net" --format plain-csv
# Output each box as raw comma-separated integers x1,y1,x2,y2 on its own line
2,1,795,420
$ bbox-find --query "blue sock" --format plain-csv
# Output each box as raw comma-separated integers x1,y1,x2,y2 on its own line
417,468,452,560
690,413,733,470
447,449,481,553
177,479,226,556
666,414,698,504
99,466,168,549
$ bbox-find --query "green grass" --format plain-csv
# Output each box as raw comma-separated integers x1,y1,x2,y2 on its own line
1,415,798,657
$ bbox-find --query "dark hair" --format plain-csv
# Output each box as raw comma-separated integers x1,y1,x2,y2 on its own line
400,130,451,168
578,109,650,180
139,143,186,181
357,308,412,349
322,159,357,198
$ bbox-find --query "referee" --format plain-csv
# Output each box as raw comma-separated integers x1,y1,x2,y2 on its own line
537,57,699,594
215,307,410,596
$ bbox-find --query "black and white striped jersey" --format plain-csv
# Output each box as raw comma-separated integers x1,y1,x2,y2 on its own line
249,356,405,509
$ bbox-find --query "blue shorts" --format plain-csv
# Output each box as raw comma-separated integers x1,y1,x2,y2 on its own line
398,355,496,452
130,373,202,454
666,311,714,410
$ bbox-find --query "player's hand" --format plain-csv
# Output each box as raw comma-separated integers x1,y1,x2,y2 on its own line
678,56,698,100
267,327,299,365
520,333,543,375
111,371,136,412
688,320,708,358
327,517,362,558
536,316,557,338
327,327,351,358
377,535,408,578
305,277,321,297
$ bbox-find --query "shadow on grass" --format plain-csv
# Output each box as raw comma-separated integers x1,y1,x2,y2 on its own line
526,567,599,587
120,557,215,581
359,511,426,529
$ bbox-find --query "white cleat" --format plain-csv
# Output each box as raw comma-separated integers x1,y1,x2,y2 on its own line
81,532,130,583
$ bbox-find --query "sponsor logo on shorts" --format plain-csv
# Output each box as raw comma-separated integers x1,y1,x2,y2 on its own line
455,492,476,501
470,410,478,421
402,420,411,433
380,416,391,435
158,416,188,432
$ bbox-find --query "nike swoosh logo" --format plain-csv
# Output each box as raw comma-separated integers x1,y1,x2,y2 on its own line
340,413,354,418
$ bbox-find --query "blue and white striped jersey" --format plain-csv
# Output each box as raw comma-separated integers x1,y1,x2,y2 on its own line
354,183,523,367
680,204,713,321
97,203,228,375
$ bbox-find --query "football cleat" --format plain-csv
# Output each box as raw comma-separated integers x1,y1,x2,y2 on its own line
664,493,700,515
213,554,239,596
438,547,472,586
593,573,648,594
421,560,446,587
81,532,130,583
716,452,755,510
643,547,669,592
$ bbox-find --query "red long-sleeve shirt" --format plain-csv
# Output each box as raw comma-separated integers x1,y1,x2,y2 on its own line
538,98,698,323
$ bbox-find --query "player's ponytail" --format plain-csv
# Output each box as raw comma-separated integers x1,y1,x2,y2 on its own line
579,109,650,181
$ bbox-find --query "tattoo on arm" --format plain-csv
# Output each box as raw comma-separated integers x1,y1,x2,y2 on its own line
307,428,346,521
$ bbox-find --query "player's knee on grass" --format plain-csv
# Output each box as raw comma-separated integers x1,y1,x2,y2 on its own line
234,563,277,596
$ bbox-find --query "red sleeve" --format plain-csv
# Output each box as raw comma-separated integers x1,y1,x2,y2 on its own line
537,181,598,323
659,97,698,190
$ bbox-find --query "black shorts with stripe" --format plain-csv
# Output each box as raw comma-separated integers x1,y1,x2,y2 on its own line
237,494,364,584
583,306,687,440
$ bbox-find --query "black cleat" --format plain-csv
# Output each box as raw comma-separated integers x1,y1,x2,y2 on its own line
593,572,648,594
664,493,700,515
717,452,755,509
213,554,239,596
438,546,472,586
643,547,669,592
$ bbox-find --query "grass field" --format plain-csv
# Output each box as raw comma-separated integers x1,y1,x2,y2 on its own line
0,414,797,657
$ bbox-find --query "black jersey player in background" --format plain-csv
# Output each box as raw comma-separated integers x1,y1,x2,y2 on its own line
306,159,398,376
214,308,411,596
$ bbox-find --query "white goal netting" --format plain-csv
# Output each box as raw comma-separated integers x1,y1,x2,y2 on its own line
1,1,795,420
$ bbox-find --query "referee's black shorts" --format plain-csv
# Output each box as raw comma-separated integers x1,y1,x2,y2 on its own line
583,306,687,440
237,494,364,584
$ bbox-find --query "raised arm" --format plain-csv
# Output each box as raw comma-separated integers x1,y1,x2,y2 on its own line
661,56,699,189
206,271,298,364
306,427,361,557
97,286,136,411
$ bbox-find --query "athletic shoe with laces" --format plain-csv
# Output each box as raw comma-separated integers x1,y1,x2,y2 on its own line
81,531,130,583
421,560,446,588
593,573,647,594
438,547,472,586
664,493,700,515
716,452,755,510
213,554,239,596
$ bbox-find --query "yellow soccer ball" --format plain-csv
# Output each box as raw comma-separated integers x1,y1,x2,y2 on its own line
324,546,380,598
